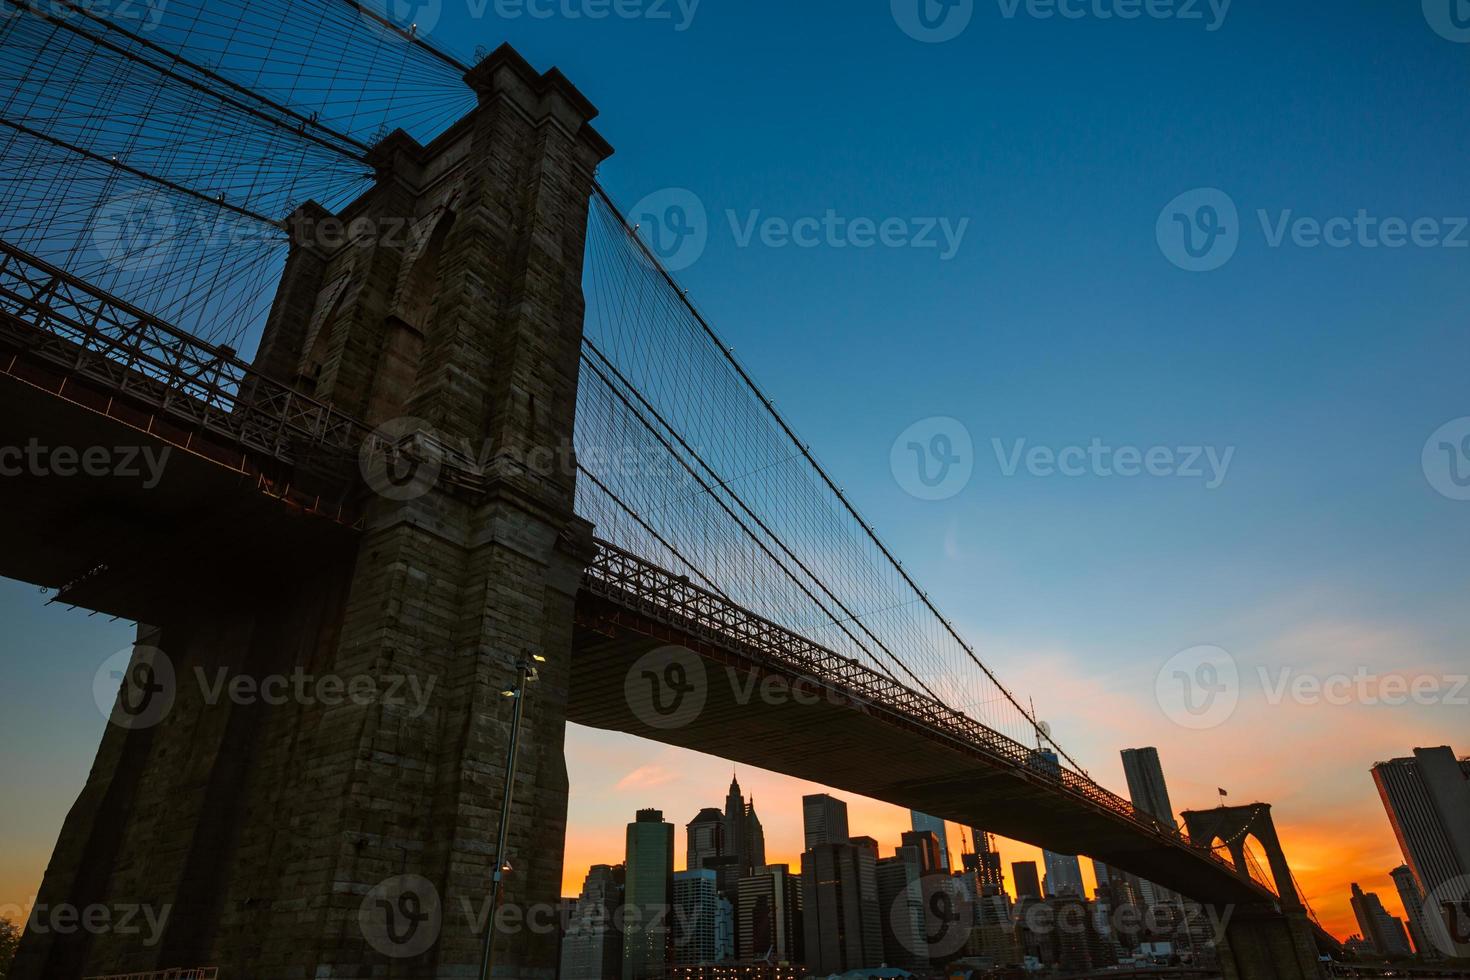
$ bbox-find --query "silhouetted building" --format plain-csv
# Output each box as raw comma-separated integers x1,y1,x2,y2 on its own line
1390,863,1431,956
1012,861,1042,901
1351,883,1413,957
674,868,723,965
802,837,883,974
876,843,929,971
910,810,952,870
965,828,1005,895
738,863,803,963
624,808,674,980
560,863,624,980
1122,746,1178,904
1029,748,1085,898
1051,894,1118,972
688,807,726,871
802,793,849,850
901,829,944,876
1372,746,1470,956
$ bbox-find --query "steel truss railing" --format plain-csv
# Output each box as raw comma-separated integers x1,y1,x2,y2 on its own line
582,539,1273,898
0,238,367,467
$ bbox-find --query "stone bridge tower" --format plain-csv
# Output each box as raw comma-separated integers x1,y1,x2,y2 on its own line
1182,804,1326,980
14,45,611,979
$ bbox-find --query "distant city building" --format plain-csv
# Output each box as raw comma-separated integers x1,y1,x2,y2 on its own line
688,807,726,871
802,837,883,974
1051,894,1118,972
1121,746,1178,905
1372,745,1470,957
965,828,1005,895
1390,864,1431,957
1351,883,1414,958
673,869,723,965
560,863,624,980
738,863,803,963
802,793,849,850
1043,850,1085,900
624,808,675,980
910,810,952,870
876,843,929,972
1012,861,1043,901
901,829,945,876
715,894,734,963
723,774,767,955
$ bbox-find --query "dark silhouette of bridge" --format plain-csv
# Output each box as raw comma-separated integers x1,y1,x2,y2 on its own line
0,7,1333,979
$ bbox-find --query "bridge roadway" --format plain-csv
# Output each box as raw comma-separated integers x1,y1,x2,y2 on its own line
0,239,1317,926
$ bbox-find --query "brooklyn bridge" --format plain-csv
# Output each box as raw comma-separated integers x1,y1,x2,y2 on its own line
0,1,1337,977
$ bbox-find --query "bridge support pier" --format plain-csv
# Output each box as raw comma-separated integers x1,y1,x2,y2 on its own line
1214,905,1327,980
13,45,611,980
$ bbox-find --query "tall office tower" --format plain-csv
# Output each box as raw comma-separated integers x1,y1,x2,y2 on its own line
624,809,675,980
1121,747,1177,826
1351,883,1414,957
672,869,722,965
966,828,1006,895
560,864,625,980
1121,746,1179,905
1373,746,1470,957
739,864,804,963
1043,848,1085,899
901,829,945,875
1012,861,1043,901
1390,864,1432,956
802,838,884,974
876,843,930,972
747,798,767,869
725,776,748,874
1051,894,1117,973
803,793,850,850
910,810,952,870
716,894,735,963
687,807,726,871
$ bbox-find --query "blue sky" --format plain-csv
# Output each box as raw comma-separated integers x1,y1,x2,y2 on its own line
3,0,1469,939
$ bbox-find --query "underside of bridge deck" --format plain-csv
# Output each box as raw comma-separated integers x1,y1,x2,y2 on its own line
569,589,1271,911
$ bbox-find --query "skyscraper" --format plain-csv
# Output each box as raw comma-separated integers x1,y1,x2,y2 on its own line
802,793,849,850
725,775,766,875
687,807,726,871
964,828,1005,895
1372,745,1470,956
901,829,944,876
1351,883,1414,957
560,864,625,980
673,868,722,965
739,863,803,963
1121,747,1177,827
802,837,884,974
624,808,675,980
876,843,929,972
1390,864,1431,956
910,810,952,871
1012,861,1042,901
1042,847,1085,899
1121,746,1179,904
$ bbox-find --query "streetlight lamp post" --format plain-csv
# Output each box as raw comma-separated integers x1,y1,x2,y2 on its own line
477,651,544,980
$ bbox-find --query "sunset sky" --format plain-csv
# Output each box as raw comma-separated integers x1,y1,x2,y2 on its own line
3,0,1470,952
